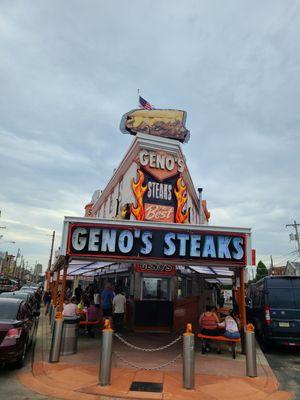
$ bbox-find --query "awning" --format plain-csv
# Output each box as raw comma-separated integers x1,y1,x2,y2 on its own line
189,265,234,285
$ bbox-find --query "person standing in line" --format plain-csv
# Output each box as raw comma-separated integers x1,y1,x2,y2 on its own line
94,291,100,308
43,289,51,315
75,284,83,303
101,282,114,325
113,287,126,334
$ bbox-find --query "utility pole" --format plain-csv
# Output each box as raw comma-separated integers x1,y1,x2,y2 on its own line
46,230,55,290
270,255,274,274
286,220,300,256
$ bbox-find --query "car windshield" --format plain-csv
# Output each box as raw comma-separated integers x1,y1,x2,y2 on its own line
0,301,20,319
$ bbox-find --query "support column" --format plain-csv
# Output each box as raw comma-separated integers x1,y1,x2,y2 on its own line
53,268,60,307
239,267,246,330
49,258,68,363
46,271,51,292
239,267,246,354
57,264,68,319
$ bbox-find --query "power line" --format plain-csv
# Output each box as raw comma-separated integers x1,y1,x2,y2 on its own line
273,250,298,265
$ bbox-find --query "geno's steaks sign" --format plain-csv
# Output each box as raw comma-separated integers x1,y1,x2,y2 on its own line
64,219,249,267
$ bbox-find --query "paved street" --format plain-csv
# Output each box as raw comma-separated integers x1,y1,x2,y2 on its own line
0,318,58,400
264,345,300,400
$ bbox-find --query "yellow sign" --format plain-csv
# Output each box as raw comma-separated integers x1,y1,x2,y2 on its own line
120,109,190,143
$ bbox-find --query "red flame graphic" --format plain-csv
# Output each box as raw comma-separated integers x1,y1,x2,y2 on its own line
174,177,188,223
131,169,148,221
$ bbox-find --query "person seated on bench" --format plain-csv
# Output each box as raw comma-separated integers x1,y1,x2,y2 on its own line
83,300,99,337
218,310,240,339
62,296,80,318
218,310,240,352
199,305,225,353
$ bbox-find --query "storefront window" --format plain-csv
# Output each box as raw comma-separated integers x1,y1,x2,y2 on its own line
142,277,169,300
177,276,192,297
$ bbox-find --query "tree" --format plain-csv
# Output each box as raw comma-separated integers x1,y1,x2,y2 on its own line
255,260,268,282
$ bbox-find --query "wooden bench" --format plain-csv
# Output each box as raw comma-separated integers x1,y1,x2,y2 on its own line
79,320,102,334
197,333,241,359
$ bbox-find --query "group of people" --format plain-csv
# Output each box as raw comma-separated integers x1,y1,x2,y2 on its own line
101,282,126,334
199,305,240,353
60,282,126,335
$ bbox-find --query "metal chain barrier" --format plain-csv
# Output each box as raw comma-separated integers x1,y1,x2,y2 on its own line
113,351,182,370
114,333,182,352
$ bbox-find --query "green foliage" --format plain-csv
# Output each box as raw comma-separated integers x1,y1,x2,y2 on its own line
255,260,268,282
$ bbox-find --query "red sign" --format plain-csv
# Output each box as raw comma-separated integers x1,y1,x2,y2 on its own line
251,249,256,266
135,263,176,276
144,203,174,222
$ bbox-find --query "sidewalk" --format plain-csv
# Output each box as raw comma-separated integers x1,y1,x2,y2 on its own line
17,314,294,400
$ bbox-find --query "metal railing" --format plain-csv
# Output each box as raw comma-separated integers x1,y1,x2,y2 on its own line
99,320,195,389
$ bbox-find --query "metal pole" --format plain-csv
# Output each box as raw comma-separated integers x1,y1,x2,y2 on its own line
99,320,113,386
46,231,55,291
48,258,67,363
239,267,246,354
183,323,195,389
245,327,257,377
50,306,57,331
197,188,203,224
49,318,63,363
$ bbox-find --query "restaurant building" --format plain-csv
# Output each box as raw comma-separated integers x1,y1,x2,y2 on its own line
58,108,251,333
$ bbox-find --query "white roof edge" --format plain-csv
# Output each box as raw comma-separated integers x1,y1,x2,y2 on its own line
63,216,251,234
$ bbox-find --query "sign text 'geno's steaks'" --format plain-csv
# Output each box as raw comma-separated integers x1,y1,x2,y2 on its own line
67,223,246,265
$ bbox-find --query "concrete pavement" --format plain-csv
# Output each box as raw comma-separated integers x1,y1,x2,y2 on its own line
17,313,294,400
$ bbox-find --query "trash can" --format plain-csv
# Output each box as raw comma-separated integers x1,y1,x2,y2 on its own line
60,317,79,355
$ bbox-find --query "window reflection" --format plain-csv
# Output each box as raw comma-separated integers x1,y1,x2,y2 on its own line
142,278,169,300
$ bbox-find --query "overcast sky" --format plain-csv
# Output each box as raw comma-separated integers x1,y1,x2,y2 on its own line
0,1,299,271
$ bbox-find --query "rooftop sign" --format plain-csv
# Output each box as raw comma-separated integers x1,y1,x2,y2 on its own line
61,217,251,268
120,109,190,143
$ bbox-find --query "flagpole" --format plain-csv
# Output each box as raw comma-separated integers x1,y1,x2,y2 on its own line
137,88,140,107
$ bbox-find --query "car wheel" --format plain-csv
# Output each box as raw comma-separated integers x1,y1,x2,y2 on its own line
13,341,28,369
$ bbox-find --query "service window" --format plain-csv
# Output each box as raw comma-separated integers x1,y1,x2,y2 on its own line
142,277,169,300
177,277,192,298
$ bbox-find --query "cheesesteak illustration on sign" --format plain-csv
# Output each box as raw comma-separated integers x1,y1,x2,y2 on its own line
120,107,190,223
120,109,190,143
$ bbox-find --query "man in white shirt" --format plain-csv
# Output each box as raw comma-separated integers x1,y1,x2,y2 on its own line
112,287,126,334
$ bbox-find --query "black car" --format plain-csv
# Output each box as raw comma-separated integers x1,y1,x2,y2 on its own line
0,298,36,367
19,286,42,309
0,291,39,314
248,276,300,348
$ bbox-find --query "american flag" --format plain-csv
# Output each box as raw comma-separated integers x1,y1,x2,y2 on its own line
139,96,154,110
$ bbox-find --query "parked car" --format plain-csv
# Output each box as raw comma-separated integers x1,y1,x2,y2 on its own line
19,287,42,311
0,298,36,367
0,277,19,293
0,291,40,314
248,276,300,349
20,285,37,292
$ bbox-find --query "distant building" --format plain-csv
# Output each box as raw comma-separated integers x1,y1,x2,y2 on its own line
285,261,300,276
268,266,285,276
34,263,43,282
